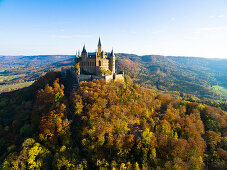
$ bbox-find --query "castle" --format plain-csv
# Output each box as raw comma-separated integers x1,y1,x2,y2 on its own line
60,38,124,83
75,37,115,75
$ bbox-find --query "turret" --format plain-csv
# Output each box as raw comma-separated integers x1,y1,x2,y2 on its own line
98,37,101,55
82,45,87,53
81,45,88,58
109,49,115,74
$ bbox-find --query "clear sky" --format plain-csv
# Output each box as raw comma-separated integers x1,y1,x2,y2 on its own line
0,0,227,58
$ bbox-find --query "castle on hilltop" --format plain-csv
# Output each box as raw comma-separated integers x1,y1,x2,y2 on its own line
75,37,115,75
61,38,124,83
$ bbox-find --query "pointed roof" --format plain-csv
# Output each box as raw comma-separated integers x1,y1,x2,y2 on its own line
110,48,115,57
98,37,101,46
82,44,87,53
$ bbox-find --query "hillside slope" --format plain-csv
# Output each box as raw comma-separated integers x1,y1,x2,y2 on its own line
116,54,227,101
0,73,226,169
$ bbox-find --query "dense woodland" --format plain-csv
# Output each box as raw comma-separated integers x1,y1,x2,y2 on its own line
1,54,227,102
0,71,226,169
116,54,227,101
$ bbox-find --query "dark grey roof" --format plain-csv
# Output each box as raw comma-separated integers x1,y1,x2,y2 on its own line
82,45,87,53
110,49,115,57
98,37,101,46
88,52,96,58
88,52,96,55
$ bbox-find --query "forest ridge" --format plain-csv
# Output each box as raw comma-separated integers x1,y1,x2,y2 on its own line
0,71,226,169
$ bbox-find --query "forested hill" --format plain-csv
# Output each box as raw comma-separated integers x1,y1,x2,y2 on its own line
116,54,227,101
0,72,226,169
1,54,227,101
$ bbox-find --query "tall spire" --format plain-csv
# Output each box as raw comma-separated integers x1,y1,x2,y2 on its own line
110,48,115,57
98,37,101,46
109,48,115,74
82,44,87,53
98,37,101,55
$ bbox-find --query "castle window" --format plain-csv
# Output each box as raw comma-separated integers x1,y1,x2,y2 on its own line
99,60,101,66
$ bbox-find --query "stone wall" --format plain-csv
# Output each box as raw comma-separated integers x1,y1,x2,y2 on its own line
102,59,110,71
79,74,92,81
61,68,124,84
92,75,105,80
114,73,124,83
79,74,107,82
79,57,97,74
79,73,124,83
104,75,114,83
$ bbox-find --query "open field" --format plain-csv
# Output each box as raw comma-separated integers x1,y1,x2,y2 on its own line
0,74,27,83
0,81,34,93
211,85,227,99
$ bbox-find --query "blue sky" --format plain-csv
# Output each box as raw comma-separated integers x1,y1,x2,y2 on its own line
0,0,227,58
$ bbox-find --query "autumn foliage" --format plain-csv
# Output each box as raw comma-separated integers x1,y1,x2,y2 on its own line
0,73,226,169
68,77,226,169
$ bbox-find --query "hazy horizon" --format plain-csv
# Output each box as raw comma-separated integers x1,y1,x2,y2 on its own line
1,52,227,60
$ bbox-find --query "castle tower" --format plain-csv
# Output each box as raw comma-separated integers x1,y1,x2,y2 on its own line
98,37,101,56
109,49,115,74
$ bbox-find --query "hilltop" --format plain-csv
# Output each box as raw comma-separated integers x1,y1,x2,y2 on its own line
0,71,226,169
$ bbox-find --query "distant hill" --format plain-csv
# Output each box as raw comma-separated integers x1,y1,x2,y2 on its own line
0,55,74,72
0,55,74,88
1,54,227,101
116,54,227,101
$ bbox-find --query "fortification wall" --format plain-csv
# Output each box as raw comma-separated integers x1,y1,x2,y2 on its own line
79,74,92,81
104,75,114,83
114,74,124,83
92,75,105,80
61,68,124,84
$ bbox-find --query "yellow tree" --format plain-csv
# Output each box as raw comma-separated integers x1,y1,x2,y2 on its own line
39,104,71,147
75,62,80,74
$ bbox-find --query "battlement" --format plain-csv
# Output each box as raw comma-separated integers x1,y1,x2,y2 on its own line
61,67,124,83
